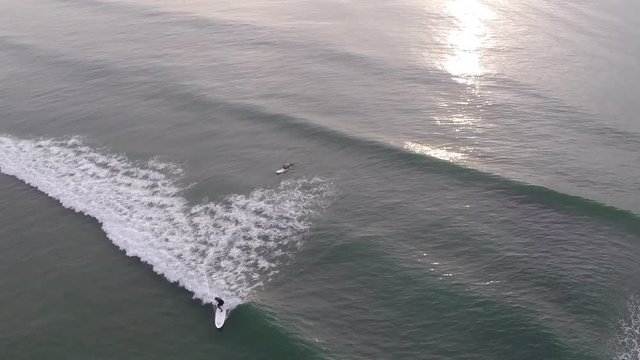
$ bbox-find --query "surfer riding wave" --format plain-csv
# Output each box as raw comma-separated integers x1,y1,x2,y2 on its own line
215,297,224,311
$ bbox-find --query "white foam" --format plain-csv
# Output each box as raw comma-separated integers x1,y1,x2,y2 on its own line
611,295,640,360
0,135,334,308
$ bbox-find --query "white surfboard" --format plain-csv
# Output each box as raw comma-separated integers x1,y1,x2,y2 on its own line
275,162,295,174
214,307,228,329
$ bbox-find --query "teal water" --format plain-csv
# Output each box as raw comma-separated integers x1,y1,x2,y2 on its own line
1,0,639,359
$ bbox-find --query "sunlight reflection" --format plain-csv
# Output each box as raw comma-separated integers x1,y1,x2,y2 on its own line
435,114,480,129
404,141,467,162
443,0,494,82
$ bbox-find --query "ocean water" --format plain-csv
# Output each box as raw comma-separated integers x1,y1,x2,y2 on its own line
1,0,639,359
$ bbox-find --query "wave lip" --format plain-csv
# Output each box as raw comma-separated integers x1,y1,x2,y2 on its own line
0,135,334,308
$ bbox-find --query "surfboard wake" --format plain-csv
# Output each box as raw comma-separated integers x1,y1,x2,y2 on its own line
0,135,334,309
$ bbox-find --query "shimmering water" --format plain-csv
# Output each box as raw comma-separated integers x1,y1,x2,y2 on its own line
1,0,639,359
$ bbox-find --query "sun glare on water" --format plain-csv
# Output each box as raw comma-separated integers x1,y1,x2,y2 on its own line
443,0,495,82
404,141,467,162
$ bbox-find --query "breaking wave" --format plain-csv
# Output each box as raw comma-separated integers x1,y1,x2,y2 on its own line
0,135,334,308
611,296,640,360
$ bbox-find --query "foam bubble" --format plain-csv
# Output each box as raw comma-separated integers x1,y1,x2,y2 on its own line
0,135,334,308
611,296,640,360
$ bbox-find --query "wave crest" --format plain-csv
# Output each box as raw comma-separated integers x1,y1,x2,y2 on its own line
0,136,334,308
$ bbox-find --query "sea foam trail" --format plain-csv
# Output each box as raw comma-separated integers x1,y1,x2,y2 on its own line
611,296,640,360
0,136,334,308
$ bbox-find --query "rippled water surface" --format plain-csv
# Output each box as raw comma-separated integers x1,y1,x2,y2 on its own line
1,0,639,359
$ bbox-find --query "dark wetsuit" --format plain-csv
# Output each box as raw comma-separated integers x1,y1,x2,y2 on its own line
214,297,224,311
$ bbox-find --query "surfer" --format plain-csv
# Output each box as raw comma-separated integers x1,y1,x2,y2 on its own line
276,162,295,174
214,297,224,311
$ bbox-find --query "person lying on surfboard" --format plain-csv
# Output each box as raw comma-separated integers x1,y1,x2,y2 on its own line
214,297,224,311
276,162,295,174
